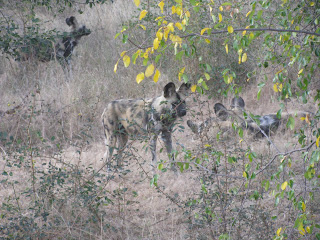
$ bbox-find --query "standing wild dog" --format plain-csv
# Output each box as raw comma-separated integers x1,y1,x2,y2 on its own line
102,82,190,168
187,97,312,137
17,16,91,78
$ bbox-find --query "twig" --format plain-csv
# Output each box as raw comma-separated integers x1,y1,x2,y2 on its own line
255,141,316,175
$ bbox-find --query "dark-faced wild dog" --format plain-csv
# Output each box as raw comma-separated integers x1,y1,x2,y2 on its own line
187,97,312,138
17,16,91,77
102,82,190,169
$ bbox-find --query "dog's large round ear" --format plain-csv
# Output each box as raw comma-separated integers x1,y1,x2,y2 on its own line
214,103,229,121
66,16,78,30
230,96,245,109
163,82,177,98
178,83,191,96
66,16,75,26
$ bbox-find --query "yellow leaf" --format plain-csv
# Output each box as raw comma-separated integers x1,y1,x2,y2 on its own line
243,25,250,35
305,114,311,124
170,35,182,45
242,53,247,62
156,31,163,41
227,26,234,33
134,0,140,7
136,72,145,84
301,201,306,212
219,6,223,11
281,181,288,191
120,51,127,57
218,13,222,22
172,5,176,14
185,11,190,17
167,22,174,32
306,226,311,233
123,55,131,68
316,136,320,147
273,83,283,92
299,230,305,235
153,38,160,50
227,75,233,84
310,2,315,6
291,19,294,24
205,39,211,44
139,10,148,20
179,67,185,81
225,44,228,54
176,6,182,16
204,144,211,147
158,1,164,13
239,139,243,143
204,73,210,80
246,11,251,17
132,49,141,64
139,24,146,30
175,22,183,30
277,227,282,236
114,59,120,73
298,69,304,75
191,85,197,92
243,171,247,178
201,28,210,35
276,69,283,75
238,55,241,64
153,69,160,83
145,64,155,77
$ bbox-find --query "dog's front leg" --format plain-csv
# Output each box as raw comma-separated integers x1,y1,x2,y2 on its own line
161,130,178,172
150,133,158,169
161,130,173,160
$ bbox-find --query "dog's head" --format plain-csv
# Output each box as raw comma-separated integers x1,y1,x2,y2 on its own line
163,82,190,117
66,16,91,39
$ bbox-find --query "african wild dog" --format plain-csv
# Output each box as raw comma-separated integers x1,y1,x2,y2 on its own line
187,97,246,135
102,82,190,168
17,16,91,77
187,97,312,138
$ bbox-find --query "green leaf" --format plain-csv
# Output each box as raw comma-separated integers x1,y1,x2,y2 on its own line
286,116,295,130
201,81,209,90
155,54,162,64
114,32,121,39
190,0,197,6
122,34,128,43
276,109,282,119
263,61,269,68
176,51,184,61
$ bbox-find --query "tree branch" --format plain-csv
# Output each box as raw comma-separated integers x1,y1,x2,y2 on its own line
255,141,316,176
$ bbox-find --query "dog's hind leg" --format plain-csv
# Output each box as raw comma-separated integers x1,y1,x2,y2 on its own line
116,133,128,167
103,133,117,169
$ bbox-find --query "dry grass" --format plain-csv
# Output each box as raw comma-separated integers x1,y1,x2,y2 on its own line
1,2,319,240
